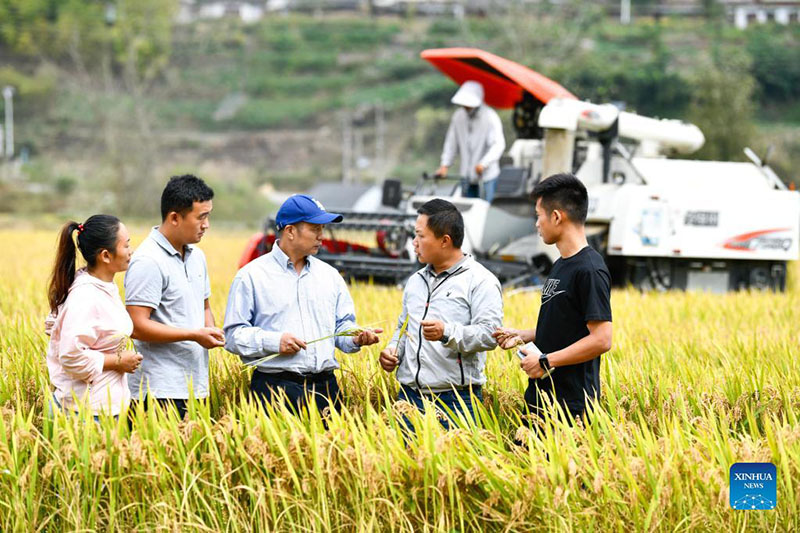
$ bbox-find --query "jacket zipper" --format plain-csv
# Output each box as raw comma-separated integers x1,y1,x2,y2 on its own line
413,274,433,390
457,353,465,386
413,267,464,390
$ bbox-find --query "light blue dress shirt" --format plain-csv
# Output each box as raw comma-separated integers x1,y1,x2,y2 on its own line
223,243,361,374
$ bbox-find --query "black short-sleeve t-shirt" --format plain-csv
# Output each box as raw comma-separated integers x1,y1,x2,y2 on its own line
527,246,612,412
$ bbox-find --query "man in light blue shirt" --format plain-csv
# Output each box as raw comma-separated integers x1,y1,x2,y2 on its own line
223,194,381,415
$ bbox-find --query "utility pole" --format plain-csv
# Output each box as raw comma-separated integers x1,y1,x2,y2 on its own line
354,128,364,177
375,101,385,182
3,86,14,159
342,110,352,184
620,0,631,24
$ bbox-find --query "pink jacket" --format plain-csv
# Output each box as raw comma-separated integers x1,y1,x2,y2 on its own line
45,270,133,416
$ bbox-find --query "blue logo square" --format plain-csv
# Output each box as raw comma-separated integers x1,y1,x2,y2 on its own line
730,462,776,510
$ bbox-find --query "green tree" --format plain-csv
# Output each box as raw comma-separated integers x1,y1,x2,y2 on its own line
1,0,176,216
688,49,756,161
53,0,177,216
701,0,725,21
0,0,52,55
746,26,800,102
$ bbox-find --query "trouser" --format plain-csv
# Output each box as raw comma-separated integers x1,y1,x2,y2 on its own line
523,384,590,432
398,383,482,430
461,178,497,203
154,398,190,419
131,397,198,419
49,394,107,423
250,369,341,416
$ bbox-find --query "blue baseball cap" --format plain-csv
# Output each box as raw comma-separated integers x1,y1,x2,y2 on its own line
275,194,343,231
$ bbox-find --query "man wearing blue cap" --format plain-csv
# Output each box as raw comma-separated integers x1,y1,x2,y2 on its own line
223,194,381,415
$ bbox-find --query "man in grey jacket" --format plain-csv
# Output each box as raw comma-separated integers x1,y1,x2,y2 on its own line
379,198,503,427
435,80,506,203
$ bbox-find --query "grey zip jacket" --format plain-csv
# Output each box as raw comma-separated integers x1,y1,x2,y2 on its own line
389,255,503,392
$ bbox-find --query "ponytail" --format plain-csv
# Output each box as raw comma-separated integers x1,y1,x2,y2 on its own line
47,214,121,314
48,221,81,313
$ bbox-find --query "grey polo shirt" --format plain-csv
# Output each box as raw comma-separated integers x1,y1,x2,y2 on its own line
124,227,211,399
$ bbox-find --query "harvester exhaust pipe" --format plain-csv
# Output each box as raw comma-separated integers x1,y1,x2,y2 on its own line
538,101,579,178
541,129,576,178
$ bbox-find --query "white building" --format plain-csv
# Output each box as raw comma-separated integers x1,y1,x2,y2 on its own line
177,0,266,24
728,1,800,29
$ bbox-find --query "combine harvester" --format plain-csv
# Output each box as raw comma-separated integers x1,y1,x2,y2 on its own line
240,48,799,292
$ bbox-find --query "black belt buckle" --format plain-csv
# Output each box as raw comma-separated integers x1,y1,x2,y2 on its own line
275,370,334,384
307,370,335,382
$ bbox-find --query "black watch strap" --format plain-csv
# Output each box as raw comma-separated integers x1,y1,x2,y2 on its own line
539,353,551,371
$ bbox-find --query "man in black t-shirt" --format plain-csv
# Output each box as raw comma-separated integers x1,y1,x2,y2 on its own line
493,173,612,424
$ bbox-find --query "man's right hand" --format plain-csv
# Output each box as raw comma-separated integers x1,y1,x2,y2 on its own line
194,327,225,349
434,165,448,178
279,333,307,355
118,350,143,373
492,327,525,350
378,346,399,372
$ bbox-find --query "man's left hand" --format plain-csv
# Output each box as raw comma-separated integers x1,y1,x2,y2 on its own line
475,164,485,177
520,348,544,379
421,320,445,341
354,328,383,347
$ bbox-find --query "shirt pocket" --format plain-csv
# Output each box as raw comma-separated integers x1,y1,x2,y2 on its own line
257,280,294,324
306,289,337,331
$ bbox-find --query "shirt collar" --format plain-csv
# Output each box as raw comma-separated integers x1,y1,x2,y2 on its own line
425,253,469,278
151,226,193,259
271,241,311,273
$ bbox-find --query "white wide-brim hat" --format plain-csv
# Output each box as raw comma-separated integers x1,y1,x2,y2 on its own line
451,80,484,108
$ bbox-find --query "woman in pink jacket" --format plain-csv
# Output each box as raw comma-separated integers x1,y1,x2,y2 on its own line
45,214,142,418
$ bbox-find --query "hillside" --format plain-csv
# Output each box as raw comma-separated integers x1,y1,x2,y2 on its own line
1,9,799,221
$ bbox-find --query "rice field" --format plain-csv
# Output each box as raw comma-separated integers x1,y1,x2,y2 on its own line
0,227,798,531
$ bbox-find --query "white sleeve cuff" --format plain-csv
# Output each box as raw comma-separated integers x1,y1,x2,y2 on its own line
261,331,283,355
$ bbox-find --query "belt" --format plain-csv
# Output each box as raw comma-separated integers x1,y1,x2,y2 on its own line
257,369,336,384
403,384,482,395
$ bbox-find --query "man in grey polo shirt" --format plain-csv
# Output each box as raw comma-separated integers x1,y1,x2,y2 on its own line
379,198,503,428
125,175,225,418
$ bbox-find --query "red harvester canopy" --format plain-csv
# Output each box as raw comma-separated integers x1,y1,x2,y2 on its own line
420,47,577,109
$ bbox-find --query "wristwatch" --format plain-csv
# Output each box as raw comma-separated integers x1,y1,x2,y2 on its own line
539,353,551,371
440,333,450,343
